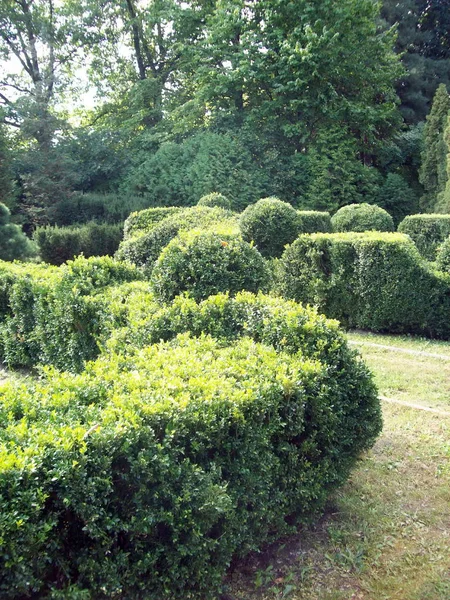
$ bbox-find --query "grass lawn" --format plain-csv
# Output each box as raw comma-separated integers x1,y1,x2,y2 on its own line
227,331,450,600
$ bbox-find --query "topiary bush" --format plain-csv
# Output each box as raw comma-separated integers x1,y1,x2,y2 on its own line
297,210,332,233
240,197,300,258
0,293,381,599
123,206,183,240
0,202,37,261
34,222,123,266
397,214,450,260
331,203,395,233
278,232,450,337
197,192,233,210
151,231,269,302
117,206,239,275
436,236,450,272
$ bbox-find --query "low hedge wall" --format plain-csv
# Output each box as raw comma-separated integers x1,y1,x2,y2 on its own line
297,210,332,234
397,214,450,260
0,293,380,599
278,232,450,338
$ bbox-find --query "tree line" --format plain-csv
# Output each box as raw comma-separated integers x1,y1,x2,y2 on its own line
0,0,449,229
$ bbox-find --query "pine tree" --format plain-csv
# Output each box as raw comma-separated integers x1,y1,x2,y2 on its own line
419,84,450,211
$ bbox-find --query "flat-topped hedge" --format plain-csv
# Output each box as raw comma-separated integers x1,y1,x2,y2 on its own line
0,295,380,599
278,232,450,338
398,214,450,260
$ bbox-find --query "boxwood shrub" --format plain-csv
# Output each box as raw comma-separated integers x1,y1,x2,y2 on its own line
278,232,450,338
151,231,269,302
436,236,450,272
0,295,380,599
123,206,183,240
297,210,332,234
240,197,300,258
197,192,233,210
331,203,395,233
397,214,450,260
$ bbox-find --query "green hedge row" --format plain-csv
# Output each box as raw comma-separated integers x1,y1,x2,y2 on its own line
0,292,380,599
0,256,142,372
278,232,450,338
398,213,450,260
34,222,124,266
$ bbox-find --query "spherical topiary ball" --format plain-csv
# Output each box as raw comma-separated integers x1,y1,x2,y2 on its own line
436,236,450,272
151,231,269,302
331,203,395,233
197,192,233,211
239,197,300,258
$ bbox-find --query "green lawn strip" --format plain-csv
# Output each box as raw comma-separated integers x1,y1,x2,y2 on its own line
347,331,450,411
348,330,450,357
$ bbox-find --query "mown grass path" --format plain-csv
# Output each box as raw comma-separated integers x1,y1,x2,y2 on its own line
229,331,450,600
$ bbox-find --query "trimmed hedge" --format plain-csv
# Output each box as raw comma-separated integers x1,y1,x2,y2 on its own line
151,231,269,302
398,214,450,260
436,236,450,272
278,232,450,337
117,206,239,274
331,203,395,233
0,256,142,371
297,210,332,234
123,206,183,240
197,192,233,210
0,293,380,599
34,222,123,266
240,197,300,258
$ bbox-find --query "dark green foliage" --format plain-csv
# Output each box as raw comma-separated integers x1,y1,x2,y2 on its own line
240,198,300,258
0,256,142,371
34,222,124,266
151,231,269,302
398,213,450,259
436,236,450,272
123,207,183,240
117,206,238,274
0,123,16,209
375,173,419,225
197,192,233,211
331,203,395,233
0,203,36,261
279,232,450,337
297,211,332,234
0,293,380,599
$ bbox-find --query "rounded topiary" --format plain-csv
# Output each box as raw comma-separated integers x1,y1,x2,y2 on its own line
239,197,300,258
151,231,269,302
0,203,36,261
331,203,395,233
197,192,233,211
436,236,450,272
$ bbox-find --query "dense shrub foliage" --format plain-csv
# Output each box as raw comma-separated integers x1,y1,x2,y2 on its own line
117,206,238,274
197,192,233,210
297,210,332,234
331,203,395,233
397,214,450,260
0,292,380,599
279,232,450,337
240,197,300,258
436,236,450,272
0,203,36,261
151,231,269,302
34,222,123,265
123,206,183,240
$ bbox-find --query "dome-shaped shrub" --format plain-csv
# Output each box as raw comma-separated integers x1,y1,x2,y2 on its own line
331,203,395,233
197,192,233,211
436,236,450,272
239,197,300,257
0,203,36,261
151,231,269,302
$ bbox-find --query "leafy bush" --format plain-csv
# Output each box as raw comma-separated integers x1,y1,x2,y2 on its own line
34,222,123,265
436,236,450,272
375,173,419,225
197,192,233,210
278,232,450,338
123,206,183,240
331,203,395,232
0,294,380,599
151,231,269,302
0,202,36,261
117,206,239,274
240,197,300,258
297,210,332,233
397,214,450,260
